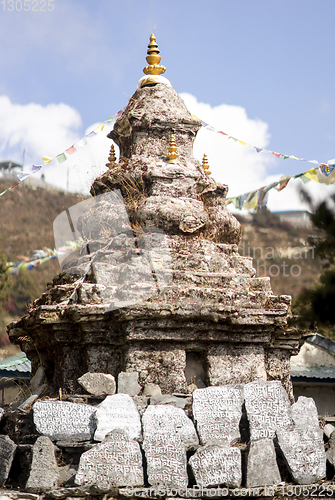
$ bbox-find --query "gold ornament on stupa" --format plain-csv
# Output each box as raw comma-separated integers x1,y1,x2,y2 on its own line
166,135,179,164
143,33,166,76
202,154,211,175
138,34,171,88
106,144,117,169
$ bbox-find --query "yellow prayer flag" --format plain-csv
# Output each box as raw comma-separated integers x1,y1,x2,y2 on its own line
238,141,247,146
42,156,53,164
289,156,299,160
95,124,104,133
243,192,259,210
192,114,201,120
303,169,319,182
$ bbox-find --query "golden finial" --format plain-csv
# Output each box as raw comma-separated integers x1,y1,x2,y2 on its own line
106,144,117,169
202,154,211,175
143,33,166,76
167,135,179,164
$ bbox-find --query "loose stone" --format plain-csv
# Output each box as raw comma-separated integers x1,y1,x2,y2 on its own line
142,404,198,450
94,393,142,441
0,435,17,487
244,380,292,440
192,385,244,446
189,445,242,488
77,372,116,396
75,430,144,489
246,438,281,487
33,401,96,441
25,436,59,493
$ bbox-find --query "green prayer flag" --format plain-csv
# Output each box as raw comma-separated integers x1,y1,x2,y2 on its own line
56,153,67,164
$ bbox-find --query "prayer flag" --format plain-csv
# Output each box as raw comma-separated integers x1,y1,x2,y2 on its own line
239,141,247,146
272,152,281,159
218,131,228,136
86,130,97,138
95,124,104,133
42,156,53,164
228,136,238,142
56,153,67,164
254,147,263,153
66,145,76,155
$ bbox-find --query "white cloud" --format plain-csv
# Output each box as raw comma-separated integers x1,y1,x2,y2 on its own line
180,93,335,212
0,95,82,164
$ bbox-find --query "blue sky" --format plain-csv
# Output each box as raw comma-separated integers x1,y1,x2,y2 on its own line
1,0,335,209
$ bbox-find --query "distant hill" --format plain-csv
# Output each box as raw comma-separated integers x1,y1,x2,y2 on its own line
0,178,325,339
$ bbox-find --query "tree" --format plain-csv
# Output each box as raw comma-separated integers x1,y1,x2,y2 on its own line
293,193,335,338
8,269,41,316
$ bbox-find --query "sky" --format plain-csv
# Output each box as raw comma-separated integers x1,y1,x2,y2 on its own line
1,0,335,211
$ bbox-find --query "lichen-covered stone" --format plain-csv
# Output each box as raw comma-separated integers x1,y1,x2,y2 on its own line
94,394,141,442
246,439,281,488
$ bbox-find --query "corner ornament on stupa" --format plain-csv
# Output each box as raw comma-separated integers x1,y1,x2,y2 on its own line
8,33,305,402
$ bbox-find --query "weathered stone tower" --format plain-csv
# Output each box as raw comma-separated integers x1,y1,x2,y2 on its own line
8,34,303,401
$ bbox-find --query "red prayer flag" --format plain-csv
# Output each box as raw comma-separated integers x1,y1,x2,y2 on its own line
218,131,228,136
272,152,281,159
66,145,76,155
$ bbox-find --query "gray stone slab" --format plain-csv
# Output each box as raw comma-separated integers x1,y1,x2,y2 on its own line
142,405,198,450
246,438,281,487
149,394,187,409
33,401,96,441
117,372,141,396
0,435,16,486
189,445,241,488
192,385,244,446
276,427,326,484
75,430,144,489
78,372,116,396
142,383,162,397
291,396,319,430
327,430,335,467
324,423,335,439
94,393,142,442
25,436,60,493
143,433,188,489
244,380,292,441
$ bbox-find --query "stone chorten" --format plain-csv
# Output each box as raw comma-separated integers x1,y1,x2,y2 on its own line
8,34,303,401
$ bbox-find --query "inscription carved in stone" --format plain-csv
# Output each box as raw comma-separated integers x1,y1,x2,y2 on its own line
33,401,96,441
192,385,244,446
143,433,188,489
244,380,292,440
94,393,142,442
189,445,242,488
142,405,198,450
75,430,144,489
276,428,326,485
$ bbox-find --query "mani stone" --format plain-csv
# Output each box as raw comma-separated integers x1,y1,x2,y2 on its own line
0,435,16,486
75,430,144,489
291,396,319,430
143,433,188,489
94,393,142,442
246,438,281,488
78,372,116,396
244,380,292,440
192,385,244,446
117,372,141,396
33,400,96,441
189,445,241,488
276,427,326,484
25,436,59,493
142,405,198,450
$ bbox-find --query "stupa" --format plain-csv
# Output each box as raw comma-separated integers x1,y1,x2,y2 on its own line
8,34,303,401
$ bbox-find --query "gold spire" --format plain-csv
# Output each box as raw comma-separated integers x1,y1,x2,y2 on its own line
166,135,179,164
106,144,117,169
143,33,166,76
202,154,211,175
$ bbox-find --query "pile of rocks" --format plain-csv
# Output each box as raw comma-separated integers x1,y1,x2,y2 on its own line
0,375,330,498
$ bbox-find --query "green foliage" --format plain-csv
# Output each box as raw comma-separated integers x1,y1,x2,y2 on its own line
293,193,335,339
